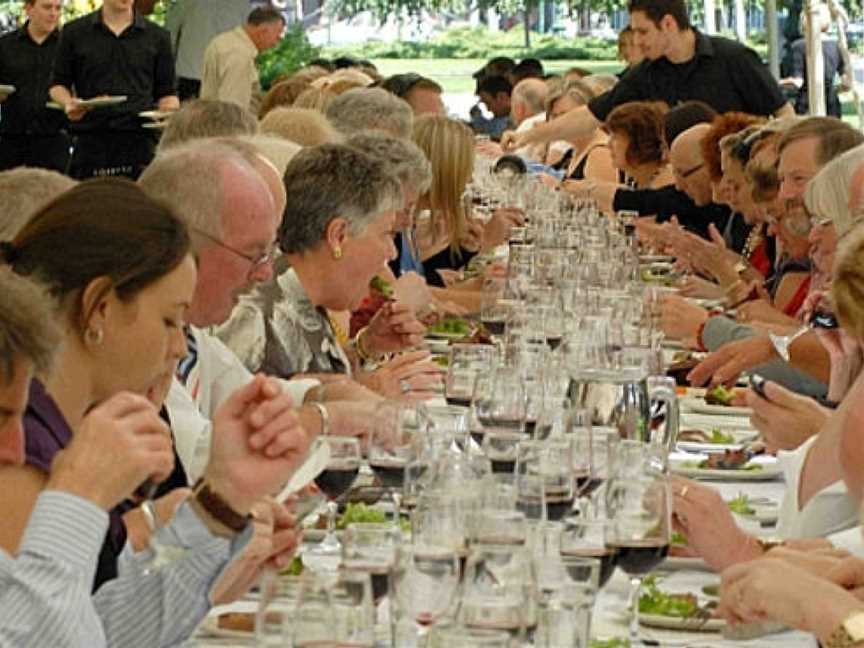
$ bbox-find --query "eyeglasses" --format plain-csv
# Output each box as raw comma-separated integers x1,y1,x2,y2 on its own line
190,227,276,271
673,162,703,179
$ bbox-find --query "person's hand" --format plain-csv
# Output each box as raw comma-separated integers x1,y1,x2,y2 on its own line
677,275,724,299
671,476,761,572
500,130,524,152
46,392,175,511
660,294,708,347
64,98,89,122
360,350,443,400
827,556,864,601
326,400,379,441
211,497,301,604
815,326,863,402
719,557,864,640
736,298,783,325
365,301,425,353
124,487,192,552
687,335,776,387
481,207,524,250
745,380,829,452
205,375,313,515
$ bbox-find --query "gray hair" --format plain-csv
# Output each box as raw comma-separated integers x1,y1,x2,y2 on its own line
512,78,548,115
158,99,258,152
345,132,432,195
0,168,77,240
0,269,59,383
805,144,864,237
139,139,261,237
279,144,401,254
325,88,414,139
581,74,618,96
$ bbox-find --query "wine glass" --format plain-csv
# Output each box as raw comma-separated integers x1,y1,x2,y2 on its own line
305,436,362,566
561,517,617,589
369,401,422,496
459,543,536,640
428,623,512,647
445,344,495,409
342,522,402,605
468,509,527,548
474,366,527,447
254,572,306,646
419,403,471,452
133,479,190,573
605,450,672,646
391,543,461,642
330,569,377,647
516,439,575,522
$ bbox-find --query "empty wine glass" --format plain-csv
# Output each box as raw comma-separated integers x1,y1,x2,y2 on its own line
516,439,575,522
342,522,402,605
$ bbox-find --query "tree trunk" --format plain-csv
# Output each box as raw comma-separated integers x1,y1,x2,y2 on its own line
734,0,747,40
523,8,531,47
703,0,716,33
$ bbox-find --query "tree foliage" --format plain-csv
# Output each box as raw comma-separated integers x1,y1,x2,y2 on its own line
256,24,321,89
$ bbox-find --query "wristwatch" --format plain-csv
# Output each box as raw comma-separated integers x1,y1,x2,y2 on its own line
768,326,808,362
824,611,864,647
192,479,250,533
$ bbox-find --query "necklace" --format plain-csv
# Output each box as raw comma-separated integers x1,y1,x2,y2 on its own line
741,224,764,261
326,312,349,347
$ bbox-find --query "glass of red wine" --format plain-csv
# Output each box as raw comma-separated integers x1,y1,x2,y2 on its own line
604,447,671,646
306,436,362,564
516,439,575,522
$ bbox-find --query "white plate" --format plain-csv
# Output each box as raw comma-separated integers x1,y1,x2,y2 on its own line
676,429,758,453
640,612,725,632
139,109,173,120
682,397,752,417
659,556,712,571
733,502,781,525
670,459,782,482
0,84,15,96
142,121,168,130
46,95,127,111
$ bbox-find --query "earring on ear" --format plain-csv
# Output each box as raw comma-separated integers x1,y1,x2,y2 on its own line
333,247,343,260
85,327,104,347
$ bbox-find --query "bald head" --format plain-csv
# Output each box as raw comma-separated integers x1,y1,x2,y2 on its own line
511,78,549,125
670,124,713,206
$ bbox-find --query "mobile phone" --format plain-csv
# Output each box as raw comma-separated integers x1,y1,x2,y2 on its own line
809,310,839,329
750,373,770,401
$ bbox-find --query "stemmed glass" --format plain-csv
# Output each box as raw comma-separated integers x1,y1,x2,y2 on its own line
516,439,575,522
305,436,362,565
392,543,461,642
473,366,527,448
445,344,495,409
369,401,422,510
604,445,672,646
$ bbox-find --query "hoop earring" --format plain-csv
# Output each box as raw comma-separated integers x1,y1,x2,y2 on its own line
333,247,343,260
85,327,104,347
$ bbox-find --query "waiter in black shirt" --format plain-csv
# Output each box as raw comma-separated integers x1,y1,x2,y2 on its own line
49,0,178,179
502,0,795,152
0,0,69,172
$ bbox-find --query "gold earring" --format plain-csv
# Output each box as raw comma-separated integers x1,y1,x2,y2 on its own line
85,327,104,346
333,247,343,260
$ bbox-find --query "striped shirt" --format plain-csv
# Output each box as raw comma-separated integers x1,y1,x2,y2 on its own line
1,490,252,647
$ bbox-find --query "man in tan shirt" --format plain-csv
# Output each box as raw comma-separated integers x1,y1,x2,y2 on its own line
200,6,284,114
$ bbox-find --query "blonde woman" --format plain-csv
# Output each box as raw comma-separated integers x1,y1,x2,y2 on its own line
260,107,342,147
412,115,522,287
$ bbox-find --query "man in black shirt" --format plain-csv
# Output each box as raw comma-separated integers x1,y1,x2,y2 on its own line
0,0,69,172
49,0,178,179
502,0,794,152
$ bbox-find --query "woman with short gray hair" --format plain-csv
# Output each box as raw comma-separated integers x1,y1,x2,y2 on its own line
216,144,442,398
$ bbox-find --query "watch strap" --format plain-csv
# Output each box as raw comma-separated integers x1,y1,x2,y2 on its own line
192,479,250,532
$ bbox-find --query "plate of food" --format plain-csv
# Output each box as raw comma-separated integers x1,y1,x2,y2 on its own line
671,453,781,481
683,386,753,416
637,576,724,631
639,254,675,264
727,493,780,525
426,317,475,340
676,427,758,453
198,611,258,639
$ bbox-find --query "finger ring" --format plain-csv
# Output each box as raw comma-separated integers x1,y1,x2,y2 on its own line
399,378,411,394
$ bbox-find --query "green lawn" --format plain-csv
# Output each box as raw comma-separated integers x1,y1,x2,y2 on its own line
363,58,625,94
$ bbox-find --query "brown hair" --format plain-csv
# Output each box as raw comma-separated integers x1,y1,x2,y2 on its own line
778,116,864,168
0,269,59,383
6,179,190,334
293,87,336,114
700,112,764,181
606,101,669,166
259,78,312,118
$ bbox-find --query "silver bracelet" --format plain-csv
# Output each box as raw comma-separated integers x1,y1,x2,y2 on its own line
311,402,330,436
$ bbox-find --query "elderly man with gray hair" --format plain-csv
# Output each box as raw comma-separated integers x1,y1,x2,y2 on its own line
216,143,442,400
325,87,414,139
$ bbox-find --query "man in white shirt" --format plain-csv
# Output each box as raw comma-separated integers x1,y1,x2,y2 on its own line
510,77,549,162
166,0,250,100
199,6,284,115
0,263,310,647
